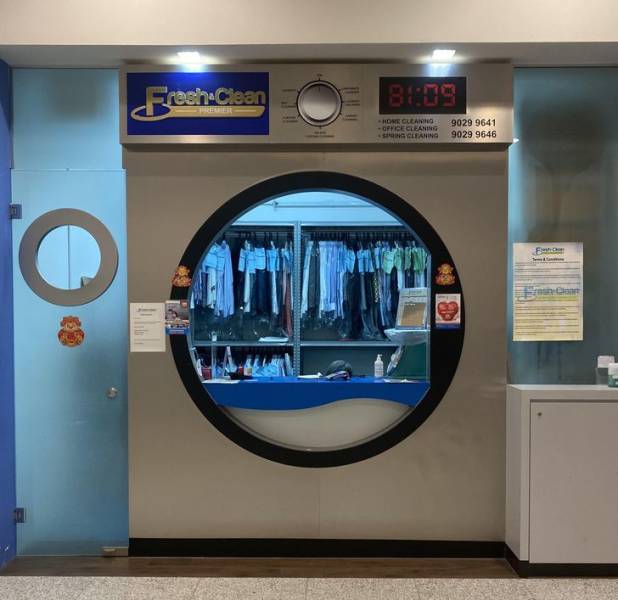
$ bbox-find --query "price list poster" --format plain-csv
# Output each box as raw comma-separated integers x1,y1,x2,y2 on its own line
513,243,583,342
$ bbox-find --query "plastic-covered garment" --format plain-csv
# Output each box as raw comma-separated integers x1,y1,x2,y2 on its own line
300,233,427,341
215,242,234,318
199,348,294,380
191,231,294,342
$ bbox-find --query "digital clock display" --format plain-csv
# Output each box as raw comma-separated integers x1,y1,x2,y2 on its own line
379,77,467,115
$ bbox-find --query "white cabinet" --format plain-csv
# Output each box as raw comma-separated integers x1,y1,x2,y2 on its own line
507,385,618,565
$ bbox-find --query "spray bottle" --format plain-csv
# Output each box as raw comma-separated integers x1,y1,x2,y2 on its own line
374,354,384,378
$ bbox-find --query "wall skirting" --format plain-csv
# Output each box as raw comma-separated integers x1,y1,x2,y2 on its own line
130,538,505,559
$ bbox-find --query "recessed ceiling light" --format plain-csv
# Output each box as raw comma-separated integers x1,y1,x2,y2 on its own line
431,49,456,61
177,51,202,64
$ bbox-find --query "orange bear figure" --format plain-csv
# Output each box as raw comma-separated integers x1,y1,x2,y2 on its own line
58,316,85,347
172,265,192,288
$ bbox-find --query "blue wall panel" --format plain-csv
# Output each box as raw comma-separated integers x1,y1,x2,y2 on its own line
12,69,121,170
12,69,127,554
0,59,16,569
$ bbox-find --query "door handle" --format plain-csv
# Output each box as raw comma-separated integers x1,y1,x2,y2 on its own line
106,387,119,399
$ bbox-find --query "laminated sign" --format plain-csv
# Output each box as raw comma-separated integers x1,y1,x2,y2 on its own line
435,294,461,329
513,243,583,341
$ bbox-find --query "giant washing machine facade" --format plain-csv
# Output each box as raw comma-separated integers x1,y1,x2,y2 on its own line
123,64,511,549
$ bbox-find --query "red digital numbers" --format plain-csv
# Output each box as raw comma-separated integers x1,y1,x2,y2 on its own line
388,83,404,108
441,83,456,108
423,83,439,108
389,81,457,109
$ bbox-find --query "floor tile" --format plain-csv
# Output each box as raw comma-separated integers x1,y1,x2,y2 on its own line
416,578,533,600
306,577,419,600
194,577,307,600
415,579,450,600
526,578,589,600
75,577,199,600
0,576,90,600
582,579,618,600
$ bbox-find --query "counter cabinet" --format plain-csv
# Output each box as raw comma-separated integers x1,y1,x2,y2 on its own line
506,384,618,576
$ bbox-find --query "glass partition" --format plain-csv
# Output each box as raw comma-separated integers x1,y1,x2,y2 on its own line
509,68,618,383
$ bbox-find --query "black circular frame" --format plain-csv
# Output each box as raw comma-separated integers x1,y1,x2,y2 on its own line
171,171,464,468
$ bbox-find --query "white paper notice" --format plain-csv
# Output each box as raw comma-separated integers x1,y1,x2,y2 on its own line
513,243,583,341
130,303,166,352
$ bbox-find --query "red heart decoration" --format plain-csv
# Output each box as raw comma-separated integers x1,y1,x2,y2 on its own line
437,301,459,321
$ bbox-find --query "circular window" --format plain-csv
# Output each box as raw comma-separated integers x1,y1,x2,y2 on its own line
171,172,464,467
19,209,119,306
37,226,101,290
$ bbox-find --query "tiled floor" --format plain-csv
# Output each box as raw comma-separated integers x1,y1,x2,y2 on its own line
1,577,618,600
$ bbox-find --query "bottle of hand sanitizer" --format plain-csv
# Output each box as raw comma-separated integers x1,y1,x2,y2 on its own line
374,354,384,379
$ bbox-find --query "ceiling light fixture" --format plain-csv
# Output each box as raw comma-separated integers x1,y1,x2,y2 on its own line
431,49,456,62
176,51,202,64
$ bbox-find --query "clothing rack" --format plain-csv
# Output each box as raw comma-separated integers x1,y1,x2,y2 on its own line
214,225,293,244
191,220,431,377
300,224,424,248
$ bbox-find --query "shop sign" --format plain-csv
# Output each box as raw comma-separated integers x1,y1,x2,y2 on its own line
125,71,269,137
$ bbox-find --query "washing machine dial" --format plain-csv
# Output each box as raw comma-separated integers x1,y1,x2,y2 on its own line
297,80,342,127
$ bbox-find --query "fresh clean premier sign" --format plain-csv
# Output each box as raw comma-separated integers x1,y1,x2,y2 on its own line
126,71,269,136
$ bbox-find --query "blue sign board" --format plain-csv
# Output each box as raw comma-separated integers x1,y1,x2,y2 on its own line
126,71,269,136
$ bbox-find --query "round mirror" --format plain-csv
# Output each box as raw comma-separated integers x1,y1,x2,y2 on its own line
37,225,101,290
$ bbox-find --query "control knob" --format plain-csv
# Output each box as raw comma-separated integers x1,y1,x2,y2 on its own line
297,80,342,127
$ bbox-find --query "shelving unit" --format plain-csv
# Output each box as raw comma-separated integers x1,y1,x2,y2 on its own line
190,221,430,377
299,340,399,347
194,341,292,347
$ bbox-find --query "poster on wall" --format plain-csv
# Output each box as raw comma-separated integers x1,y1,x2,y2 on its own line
435,294,461,329
165,300,190,335
130,303,166,352
513,243,583,341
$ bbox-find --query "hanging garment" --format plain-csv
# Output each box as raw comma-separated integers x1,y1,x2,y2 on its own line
203,243,219,309
241,241,255,314
318,241,328,314
393,245,404,292
267,242,280,316
412,246,428,287
307,241,319,316
301,240,313,316
281,248,293,335
215,241,234,318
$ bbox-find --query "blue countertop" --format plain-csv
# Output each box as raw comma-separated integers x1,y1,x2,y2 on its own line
204,376,430,411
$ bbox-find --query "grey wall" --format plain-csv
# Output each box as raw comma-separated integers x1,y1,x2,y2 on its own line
126,149,507,541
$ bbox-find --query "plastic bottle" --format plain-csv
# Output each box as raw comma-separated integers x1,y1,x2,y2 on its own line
374,354,384,379
224,346,237,374
596,355,615,385
608,363,618,388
